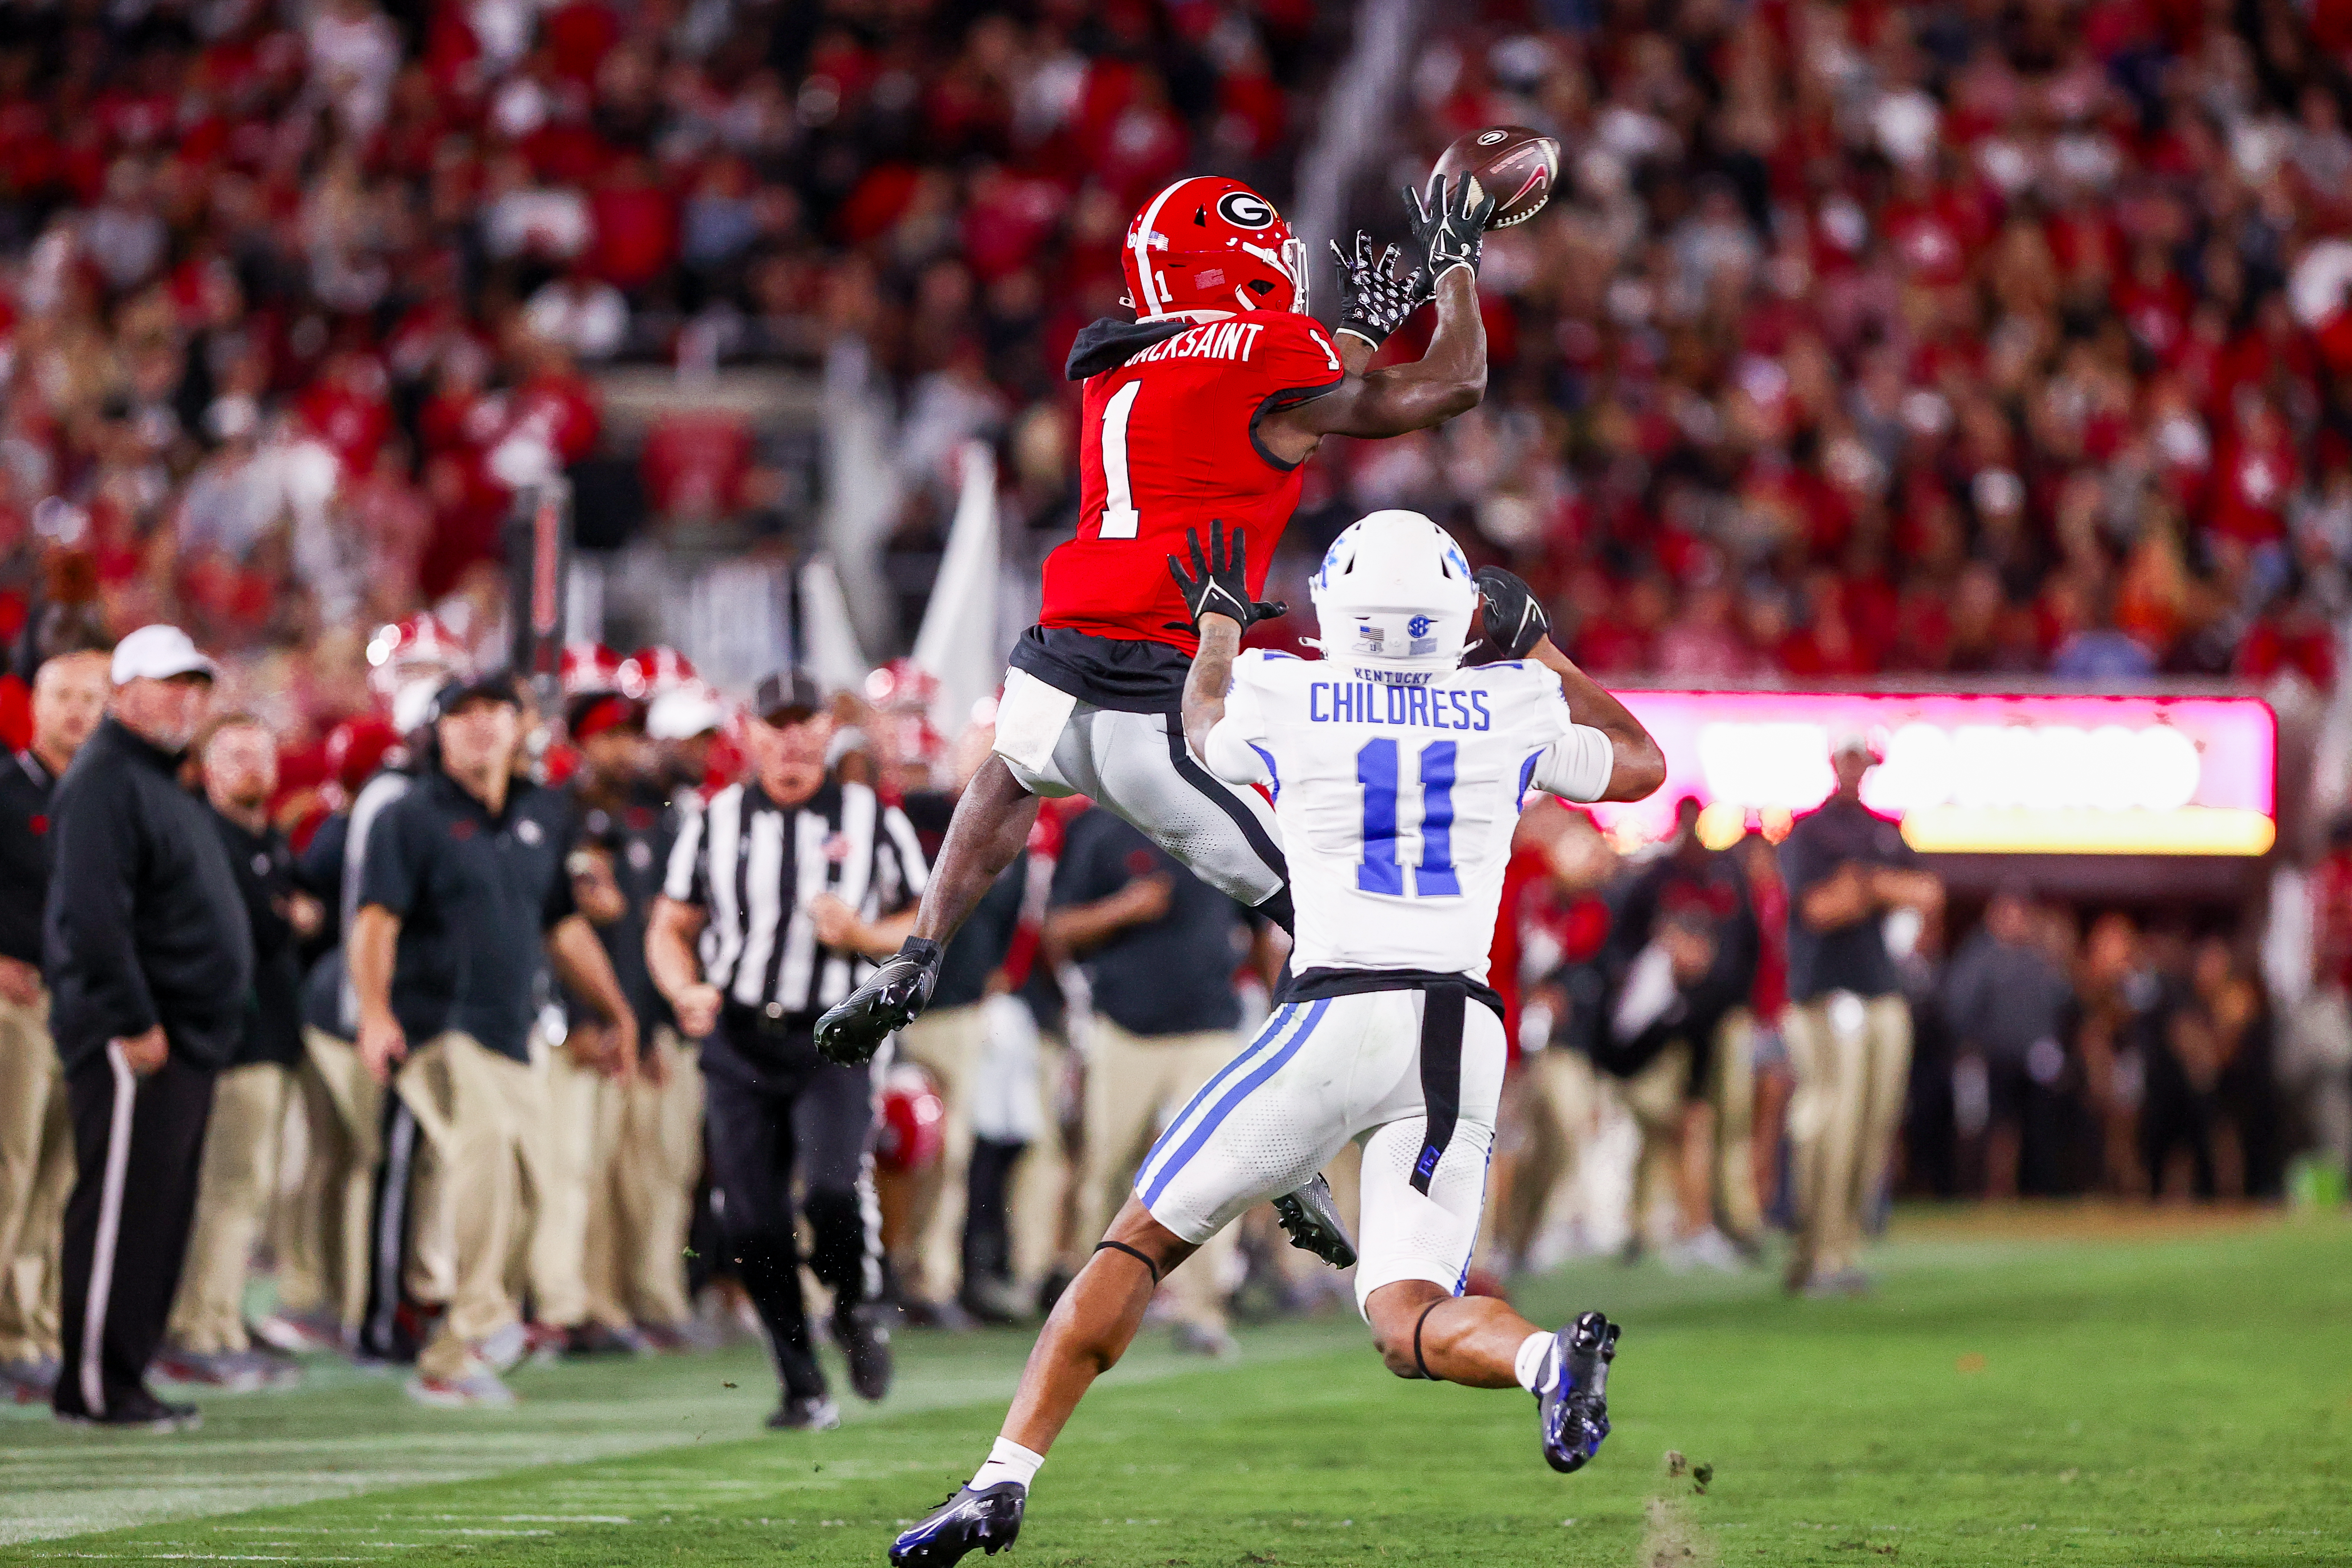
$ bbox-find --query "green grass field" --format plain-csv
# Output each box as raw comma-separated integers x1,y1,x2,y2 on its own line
3,1211,2345,1567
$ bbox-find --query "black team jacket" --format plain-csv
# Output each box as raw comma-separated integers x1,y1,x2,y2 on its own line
44,716,254,1074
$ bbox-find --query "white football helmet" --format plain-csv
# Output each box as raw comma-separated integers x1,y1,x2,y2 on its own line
1309,510,1479,679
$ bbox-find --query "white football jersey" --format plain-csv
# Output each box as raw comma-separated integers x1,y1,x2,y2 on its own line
1203,651,1614,982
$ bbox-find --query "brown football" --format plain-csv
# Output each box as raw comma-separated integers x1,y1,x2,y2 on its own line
1432,125,1563,229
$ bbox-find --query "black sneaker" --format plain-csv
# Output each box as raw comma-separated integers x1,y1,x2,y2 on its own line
766,1393,841,1431
833,1300,894,1402
1271,1174,1358,1268
813,940,942,1065
1537,1310,1619,1474
889,1482,1025,1566
57,1386,201,1433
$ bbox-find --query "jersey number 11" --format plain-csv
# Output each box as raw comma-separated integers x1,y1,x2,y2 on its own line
1357,738,1459,899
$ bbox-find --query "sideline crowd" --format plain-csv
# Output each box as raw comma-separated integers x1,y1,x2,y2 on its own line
0,614,2331,1432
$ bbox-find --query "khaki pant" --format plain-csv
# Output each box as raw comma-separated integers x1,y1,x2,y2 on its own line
1781,993,1911,1282
583,1027,703,1329
168,1061,293,1353
0,991,70,1364
275,1028,386,1331
891,1003,984,1306
1078,1018,1242,1332
1483,1048,1598,1269
1619,1008,1762,1247
395,1031,555,1380
1011,1032,1077,1292
530,1039,600,1332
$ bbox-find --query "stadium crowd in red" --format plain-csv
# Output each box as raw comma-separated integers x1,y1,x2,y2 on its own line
1289,0,2352,691
2,0,2347,733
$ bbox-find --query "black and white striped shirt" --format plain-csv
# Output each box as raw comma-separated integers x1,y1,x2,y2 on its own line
663,778,928,1027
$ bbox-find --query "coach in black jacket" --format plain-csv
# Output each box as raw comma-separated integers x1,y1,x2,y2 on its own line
45,625,253,1430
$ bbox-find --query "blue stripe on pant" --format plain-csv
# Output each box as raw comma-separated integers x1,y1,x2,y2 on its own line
1139,999,1330,1212
1129,1003,1297,1199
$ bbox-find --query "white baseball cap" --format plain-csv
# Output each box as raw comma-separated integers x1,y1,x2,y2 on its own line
111,625,219,685
647,684,724,741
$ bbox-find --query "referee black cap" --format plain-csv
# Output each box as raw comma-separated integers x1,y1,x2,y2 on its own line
752,668,824,725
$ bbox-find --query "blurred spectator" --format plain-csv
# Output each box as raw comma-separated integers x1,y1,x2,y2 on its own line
163,714,321,1388
1778,734,1941,1294
2142,937,2276,1200
1944,886,2075,1198
2286,820,2352,1184
0,650,109,1405
2068,911,2157,1197
348,670,637,1407
1599,797,1763,1265
47,627,251,1431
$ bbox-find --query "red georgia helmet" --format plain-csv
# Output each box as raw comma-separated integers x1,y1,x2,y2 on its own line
365,613,465,702
1121,177,1308,321
873,1062,946,1175
629,645,698,695
560,641,630,698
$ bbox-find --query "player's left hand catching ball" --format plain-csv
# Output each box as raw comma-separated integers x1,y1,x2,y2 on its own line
1167,519,1287,632
1405,174,1498,283
1464,564,1551,663
1332,232,1431,350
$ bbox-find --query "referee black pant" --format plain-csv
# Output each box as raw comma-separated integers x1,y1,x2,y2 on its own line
54,1044,215,1419
703,1013,881,1402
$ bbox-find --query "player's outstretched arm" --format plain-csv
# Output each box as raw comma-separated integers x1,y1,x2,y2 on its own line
1181,612,1243,765
1531,636,1666,803
1258,178,1493,465
1259,269,1485,462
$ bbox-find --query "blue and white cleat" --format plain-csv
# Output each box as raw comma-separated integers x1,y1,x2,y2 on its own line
888,1482,1026,1566
1538,1310,1619,1474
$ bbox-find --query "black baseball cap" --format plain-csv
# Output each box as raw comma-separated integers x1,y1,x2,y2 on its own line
752,668,824,725
431,669,522,720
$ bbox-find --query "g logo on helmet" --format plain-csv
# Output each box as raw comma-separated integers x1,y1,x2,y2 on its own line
1216,191,1276,229
1477,129,1508,145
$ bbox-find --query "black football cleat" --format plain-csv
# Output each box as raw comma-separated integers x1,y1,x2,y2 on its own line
1271,1174,1358,1269
766,1393,841,1431
814,939,942,1064
55,1385,202,1432
833,1300,893,1403
888,1482,1025,1566
1538,1310,1619,1474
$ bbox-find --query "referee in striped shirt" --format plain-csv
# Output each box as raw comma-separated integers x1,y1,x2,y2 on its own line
648,670,926,1431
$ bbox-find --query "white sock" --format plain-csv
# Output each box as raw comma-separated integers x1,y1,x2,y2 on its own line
970,1436,1044,1494
1513,1330,1555,1395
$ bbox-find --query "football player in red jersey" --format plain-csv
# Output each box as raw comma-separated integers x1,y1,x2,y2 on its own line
818,173,1496,1081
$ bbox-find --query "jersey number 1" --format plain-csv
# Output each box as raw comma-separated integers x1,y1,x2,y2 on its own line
1099,382,1142,539
1357,738,1459,898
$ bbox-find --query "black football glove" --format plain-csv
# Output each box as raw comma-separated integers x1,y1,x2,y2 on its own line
1166,519,1286,633
1405,174,1497,284
1466,565,1551,662
1332,232,1432,350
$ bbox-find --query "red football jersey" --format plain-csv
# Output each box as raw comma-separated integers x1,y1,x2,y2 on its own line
1044,311,1345,653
